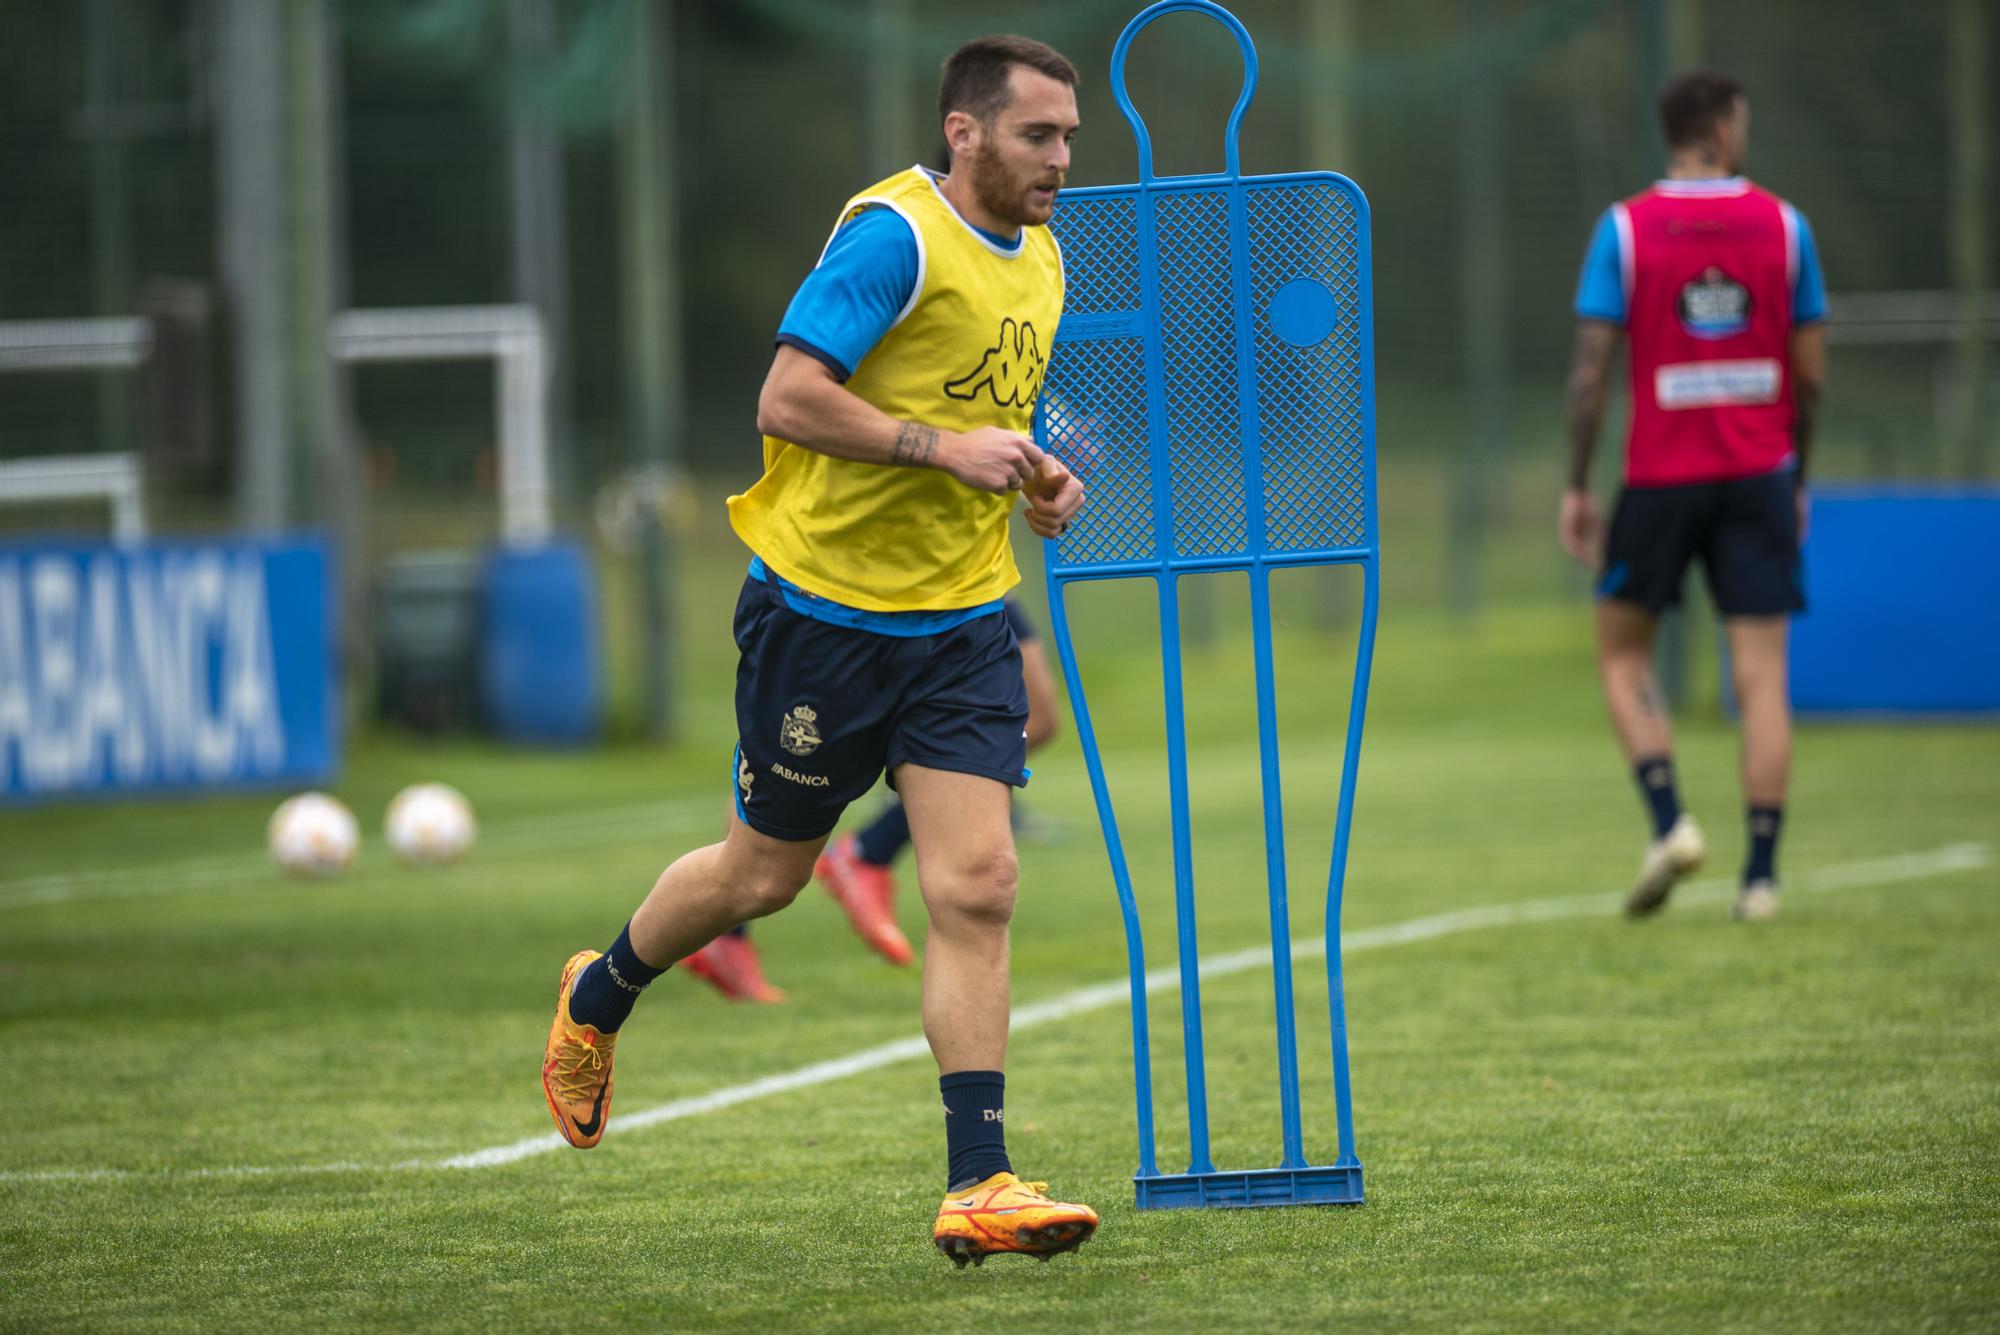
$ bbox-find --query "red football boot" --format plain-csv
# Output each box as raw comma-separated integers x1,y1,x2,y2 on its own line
815,834,914,965
680,932,786,1004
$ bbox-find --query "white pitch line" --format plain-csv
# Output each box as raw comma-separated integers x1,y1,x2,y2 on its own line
2,841,1987,1186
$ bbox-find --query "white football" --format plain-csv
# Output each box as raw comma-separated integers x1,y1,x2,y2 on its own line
267,792,360,877
384,782,476,866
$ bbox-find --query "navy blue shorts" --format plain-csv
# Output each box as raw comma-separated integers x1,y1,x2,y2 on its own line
1598,470,1805,617
731,574,1029,842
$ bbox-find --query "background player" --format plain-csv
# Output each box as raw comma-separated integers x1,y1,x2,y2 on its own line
1561,70,1826,923
541,35,1099,1265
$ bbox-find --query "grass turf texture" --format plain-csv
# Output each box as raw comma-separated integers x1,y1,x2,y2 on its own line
4,574,1998,1329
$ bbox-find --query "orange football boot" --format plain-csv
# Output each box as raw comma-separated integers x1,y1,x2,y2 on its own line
933,1172,1099,1267
816,834,914,965
541,949,618,1148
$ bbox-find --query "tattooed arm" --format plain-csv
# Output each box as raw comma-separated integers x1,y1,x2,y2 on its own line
755,344,1039,494
1559,319,1623,566
889,420,940,468
1565,319,1622,491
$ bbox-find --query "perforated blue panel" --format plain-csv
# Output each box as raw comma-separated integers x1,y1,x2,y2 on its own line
1246,184,1370,553
1156,189,1249,559
1039,193,1155,569
1042,335,1154,565
1062,196,1141,314
1040,174,1376,573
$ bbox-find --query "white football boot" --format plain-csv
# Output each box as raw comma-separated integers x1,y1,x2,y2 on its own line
1733,880,1780,922
1624,814,1706,918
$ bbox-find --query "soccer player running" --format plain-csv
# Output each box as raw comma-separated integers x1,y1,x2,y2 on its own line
542,36,1100,1265
1562,71,1826,923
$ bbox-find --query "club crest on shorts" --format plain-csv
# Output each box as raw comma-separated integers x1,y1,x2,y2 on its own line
779,704,823,757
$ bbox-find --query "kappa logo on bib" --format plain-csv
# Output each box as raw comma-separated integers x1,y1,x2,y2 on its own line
944,317,1045,409
1677,267,1752,340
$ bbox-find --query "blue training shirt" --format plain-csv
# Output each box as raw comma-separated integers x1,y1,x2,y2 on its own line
763,191,1024,634
1573,186,1826,325
776,196,1024,380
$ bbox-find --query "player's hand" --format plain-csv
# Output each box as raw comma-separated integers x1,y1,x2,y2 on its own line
944,427,1043,494
1024,456,1084,539
1559,486,1603,568
1042,399,1107,479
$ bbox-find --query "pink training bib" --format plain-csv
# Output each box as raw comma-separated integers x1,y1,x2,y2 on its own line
1612,179,1803,486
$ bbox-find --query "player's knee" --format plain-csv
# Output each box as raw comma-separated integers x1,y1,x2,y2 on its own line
1598,644,1652,686
718,855,812,918
1595,610,1658,668
1732,658,1786,707
929,845,1018,929
743,874,807,918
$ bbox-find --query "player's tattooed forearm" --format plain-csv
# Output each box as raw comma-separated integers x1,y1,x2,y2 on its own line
1636,681,1665,717
891,420,939,467
1565,321,1619,488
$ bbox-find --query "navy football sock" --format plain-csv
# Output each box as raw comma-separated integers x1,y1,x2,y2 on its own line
855,801,912,868
1633,755,1682,840
567,921,669,1033
1744,805,1784,884
940,1070,1013,1192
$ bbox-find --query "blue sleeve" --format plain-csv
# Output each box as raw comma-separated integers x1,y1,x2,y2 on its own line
774,207,920,379
1791,208,1826,324
1573,209,1625,324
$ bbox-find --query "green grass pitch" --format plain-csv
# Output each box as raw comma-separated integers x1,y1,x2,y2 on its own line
3,553,1997,1331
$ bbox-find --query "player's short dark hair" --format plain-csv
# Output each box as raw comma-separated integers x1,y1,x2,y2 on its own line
1659,71,1746,148
938,34,1077,130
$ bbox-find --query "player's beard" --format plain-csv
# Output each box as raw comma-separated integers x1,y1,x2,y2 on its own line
971,140,1061,228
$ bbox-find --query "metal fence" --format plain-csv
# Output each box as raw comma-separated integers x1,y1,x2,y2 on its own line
1,0,1993,553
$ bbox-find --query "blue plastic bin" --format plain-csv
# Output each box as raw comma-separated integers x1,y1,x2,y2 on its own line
479,540,603,744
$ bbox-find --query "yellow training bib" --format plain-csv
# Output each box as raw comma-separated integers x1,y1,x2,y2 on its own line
727,167,1065,612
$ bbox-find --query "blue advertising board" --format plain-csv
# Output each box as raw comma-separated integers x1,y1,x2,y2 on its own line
0,537,339,802
1792,488,2000,715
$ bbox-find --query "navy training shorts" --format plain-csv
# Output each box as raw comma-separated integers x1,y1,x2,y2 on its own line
731,573,1029,842
1597,469,1805,617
